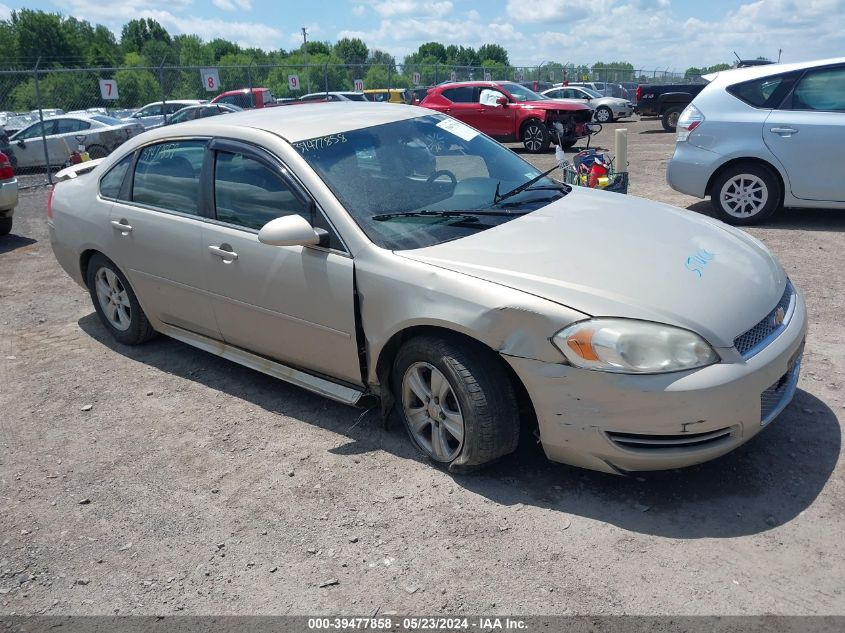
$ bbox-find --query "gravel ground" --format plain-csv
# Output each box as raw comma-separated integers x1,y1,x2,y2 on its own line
1,118,843,616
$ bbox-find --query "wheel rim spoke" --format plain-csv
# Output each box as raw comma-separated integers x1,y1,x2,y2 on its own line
406,367,431,403
441,409,463,442
406,407,430,434
431,424,448,460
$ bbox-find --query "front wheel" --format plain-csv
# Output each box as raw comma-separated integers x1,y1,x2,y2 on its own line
522,121,551,153
86,253,157,345
393,335,520,472
595,106,613,123
710,163,780,225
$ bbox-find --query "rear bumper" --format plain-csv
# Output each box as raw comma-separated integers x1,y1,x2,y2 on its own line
504,293,807,474
0,177,18,212
667,141,723,198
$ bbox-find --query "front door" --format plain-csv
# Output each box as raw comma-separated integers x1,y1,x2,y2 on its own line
107,138,221,338
201,142,363,386
763,65,845,202
474,88,515,138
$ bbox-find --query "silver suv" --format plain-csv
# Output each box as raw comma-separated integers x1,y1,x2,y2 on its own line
667,57,845,224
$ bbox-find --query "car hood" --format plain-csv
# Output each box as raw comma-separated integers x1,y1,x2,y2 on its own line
396,188,786,348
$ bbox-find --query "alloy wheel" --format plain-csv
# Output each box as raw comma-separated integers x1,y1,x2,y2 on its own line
595,107,612,123
719,174,769,219
401,362,464,462
95,267,132,331
523,125,544,152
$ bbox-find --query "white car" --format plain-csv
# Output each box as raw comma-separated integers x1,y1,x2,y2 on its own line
123,100,204,129
300,91,368,102
48,104,806,474
668,57,845,224
542,86,634,123
8,114,144,168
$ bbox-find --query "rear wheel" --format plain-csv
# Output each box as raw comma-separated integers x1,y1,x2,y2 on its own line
393,335,520,473
86,253,156,345
522,121,551,153
710,162,780,225
595,106,613,123
0,216,11,236
661,106,683,132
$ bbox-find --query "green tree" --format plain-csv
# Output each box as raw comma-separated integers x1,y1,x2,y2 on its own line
334,37,368,66
12,10,73,65
477,43,509,66
114,67,160,107
416,42,447,62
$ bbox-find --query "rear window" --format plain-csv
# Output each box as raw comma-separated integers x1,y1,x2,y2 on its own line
91,115,123,126
441,87,475,103
727,74,796,108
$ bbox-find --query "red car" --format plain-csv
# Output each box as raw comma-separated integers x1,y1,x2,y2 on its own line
210,88,277,109
420,81,592,152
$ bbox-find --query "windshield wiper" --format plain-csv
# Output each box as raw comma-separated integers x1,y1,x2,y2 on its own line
493,164,564,206
372,209,527,222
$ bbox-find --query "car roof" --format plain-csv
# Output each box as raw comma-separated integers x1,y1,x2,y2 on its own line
703,56,845,84
142,102,429,143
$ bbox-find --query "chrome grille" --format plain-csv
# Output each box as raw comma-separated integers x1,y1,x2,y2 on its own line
734,282,795,358
760,357,801,426
607,428,735,451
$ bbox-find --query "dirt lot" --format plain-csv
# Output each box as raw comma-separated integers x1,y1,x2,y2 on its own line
1,118,843,616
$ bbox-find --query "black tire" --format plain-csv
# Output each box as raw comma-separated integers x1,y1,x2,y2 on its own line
0,216,11,236
661,106,683,132
86,253,157,345
521,120,551,153
392,335,520,473
595,106,613,123
709,162,781,226
87,145,109,159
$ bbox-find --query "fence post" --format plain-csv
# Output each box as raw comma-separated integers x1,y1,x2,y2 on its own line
33,57,53,185
435,61,439,85
158,56,167,123
246,59,254,107
324,62,329,94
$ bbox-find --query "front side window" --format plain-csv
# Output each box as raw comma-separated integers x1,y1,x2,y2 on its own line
55,119,91,134
297,114,567,250
99,153,133,199
132,140,206,215
479,88,505,106
791,67,845,111
214,151,310,230
17,121,54,140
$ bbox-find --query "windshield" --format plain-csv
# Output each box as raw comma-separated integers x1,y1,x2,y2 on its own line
297,114,566,250
498,82,546,102
581,88,603,99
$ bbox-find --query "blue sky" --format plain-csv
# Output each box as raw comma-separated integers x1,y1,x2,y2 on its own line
1,0,843,69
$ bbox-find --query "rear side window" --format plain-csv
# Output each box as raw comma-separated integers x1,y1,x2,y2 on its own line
441,87,476,103
99,154,133,199
132,140,206,215
214,151,310,230
727,74,796,108
791,67,845,111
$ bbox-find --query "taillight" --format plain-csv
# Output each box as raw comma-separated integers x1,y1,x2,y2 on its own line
635,85,642,101
47,184,55,219
676,104,704,142
0,152,13,180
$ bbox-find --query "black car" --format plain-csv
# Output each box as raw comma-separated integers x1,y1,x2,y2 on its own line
635,83,707,131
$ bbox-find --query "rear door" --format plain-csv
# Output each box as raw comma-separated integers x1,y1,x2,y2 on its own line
763,64,845,202
107,138,221,338
200,140,362,385
438,86,479,122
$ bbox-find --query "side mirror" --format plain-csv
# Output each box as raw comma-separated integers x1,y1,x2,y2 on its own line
16,139,25,149
258,214,329,248
496,96,508,106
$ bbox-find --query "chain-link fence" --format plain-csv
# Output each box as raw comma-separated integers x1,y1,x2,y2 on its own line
0,63,703,187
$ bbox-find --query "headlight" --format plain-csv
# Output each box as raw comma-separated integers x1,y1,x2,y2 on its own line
552,318,718,374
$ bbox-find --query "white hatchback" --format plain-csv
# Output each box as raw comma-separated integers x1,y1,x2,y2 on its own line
667,57,845,224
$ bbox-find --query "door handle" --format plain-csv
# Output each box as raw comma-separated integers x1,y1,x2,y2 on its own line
770,127,798,135
110,220,132,233
208,245,238,261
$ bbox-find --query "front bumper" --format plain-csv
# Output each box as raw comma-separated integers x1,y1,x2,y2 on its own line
0,177,18,212
614,105,634,118
667,141,723,198
504,293,807,474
